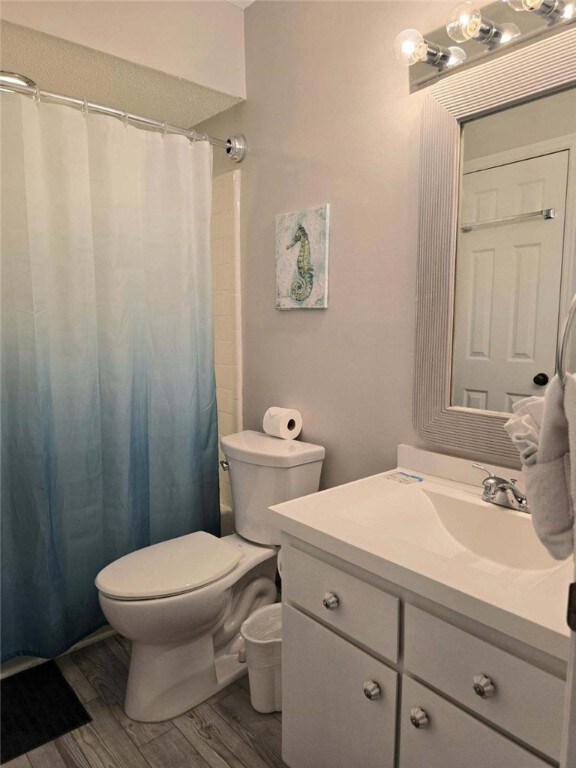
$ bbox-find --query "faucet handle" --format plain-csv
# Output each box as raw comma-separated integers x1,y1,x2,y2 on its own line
472,463,495,478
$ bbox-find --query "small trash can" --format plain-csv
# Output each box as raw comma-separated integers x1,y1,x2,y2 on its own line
240,603,282,713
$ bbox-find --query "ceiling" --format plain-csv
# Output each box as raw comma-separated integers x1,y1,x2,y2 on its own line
0,20,243,128
227,1,255,9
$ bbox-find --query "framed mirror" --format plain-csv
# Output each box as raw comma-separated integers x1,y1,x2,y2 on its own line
453,88,576,412
414,26,576,464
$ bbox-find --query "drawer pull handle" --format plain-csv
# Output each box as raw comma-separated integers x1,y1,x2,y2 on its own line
472,674,496,699
409,707,429,729
322,592,340,610
363,681,381,701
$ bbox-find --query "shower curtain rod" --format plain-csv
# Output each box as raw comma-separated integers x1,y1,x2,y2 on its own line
0,72,247,163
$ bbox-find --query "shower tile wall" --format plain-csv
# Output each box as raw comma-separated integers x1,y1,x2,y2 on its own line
212,170,242,517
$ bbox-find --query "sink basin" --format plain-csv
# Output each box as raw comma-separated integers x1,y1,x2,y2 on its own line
422,489,558,571
268,453,574,656
327,476,561,573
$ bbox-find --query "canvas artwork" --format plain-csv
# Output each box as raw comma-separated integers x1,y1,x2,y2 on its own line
275,204,330,310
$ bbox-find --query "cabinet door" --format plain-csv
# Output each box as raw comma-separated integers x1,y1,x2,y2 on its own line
283,603,397,768
400,677,552,768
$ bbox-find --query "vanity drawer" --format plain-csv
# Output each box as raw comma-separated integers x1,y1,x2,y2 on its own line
283,545,399,662
404,605,564,760
400,677,551,768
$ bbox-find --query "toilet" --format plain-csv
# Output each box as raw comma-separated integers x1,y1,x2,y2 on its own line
96,430,325,722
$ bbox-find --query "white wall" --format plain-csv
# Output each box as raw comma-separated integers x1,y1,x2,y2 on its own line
198,1,459,489
0,1,246,98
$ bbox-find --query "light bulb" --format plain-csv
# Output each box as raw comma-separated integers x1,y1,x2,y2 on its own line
447,2,484,42
447,46,467,66
504,0,574,16
448,1,517,45
394,28,465,70
394,29,428,66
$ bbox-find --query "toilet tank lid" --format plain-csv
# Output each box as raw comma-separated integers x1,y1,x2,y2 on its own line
221,430,325,468
95,532,241,600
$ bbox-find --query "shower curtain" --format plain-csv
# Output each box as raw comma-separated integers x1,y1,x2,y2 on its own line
1,93,220,661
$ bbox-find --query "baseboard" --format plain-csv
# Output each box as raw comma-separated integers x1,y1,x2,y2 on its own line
0,625,117,680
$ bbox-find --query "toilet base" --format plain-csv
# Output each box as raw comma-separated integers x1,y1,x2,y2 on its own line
98,536,278,722
125,634,248,722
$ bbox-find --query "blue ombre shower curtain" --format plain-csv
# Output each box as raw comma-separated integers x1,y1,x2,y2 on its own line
1,93,220,661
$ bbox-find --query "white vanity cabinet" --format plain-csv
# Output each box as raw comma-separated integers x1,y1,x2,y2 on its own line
281,542,564,768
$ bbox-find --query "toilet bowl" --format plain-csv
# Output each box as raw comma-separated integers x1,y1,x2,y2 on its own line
96,430,325,722
98,532,277,721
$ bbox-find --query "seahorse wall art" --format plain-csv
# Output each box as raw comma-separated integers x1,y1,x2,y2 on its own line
287,224,314,301
275,204,329,310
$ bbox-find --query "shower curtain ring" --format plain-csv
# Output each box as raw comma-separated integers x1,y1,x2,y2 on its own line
123,111,129,129
161,122,167,138
82,99,88,117
33,86,41,106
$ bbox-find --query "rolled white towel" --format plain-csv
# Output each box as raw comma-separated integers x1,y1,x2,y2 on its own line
503,395,544,466
513,395,545,427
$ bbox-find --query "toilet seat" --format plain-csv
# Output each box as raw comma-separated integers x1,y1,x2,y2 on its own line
96,531,241,601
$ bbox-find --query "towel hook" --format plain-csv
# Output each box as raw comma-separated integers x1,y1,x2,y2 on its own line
557,293,576,385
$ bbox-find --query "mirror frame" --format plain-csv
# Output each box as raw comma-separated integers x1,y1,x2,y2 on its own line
414,26,576,465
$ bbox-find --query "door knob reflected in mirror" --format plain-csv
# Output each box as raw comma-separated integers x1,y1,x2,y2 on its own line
533,373,549,386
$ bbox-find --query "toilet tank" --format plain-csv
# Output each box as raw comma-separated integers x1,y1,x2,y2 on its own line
220,430,325,545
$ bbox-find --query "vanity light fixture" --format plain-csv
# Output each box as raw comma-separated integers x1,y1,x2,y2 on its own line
504,0,576,20
447,2,520,45
394,29,466,68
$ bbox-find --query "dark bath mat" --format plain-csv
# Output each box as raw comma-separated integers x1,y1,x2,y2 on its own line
1,660,91,763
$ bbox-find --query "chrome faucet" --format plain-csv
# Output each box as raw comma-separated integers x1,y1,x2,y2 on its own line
472,464,529,513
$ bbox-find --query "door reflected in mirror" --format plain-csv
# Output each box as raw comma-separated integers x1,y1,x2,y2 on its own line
451,87,576,413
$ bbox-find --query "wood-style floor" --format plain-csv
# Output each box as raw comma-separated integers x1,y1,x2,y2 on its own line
5,636,284,768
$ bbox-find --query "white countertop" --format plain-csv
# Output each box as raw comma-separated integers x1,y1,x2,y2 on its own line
269,449,573,661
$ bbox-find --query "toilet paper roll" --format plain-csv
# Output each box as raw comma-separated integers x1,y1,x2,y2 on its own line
262,407,303,440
